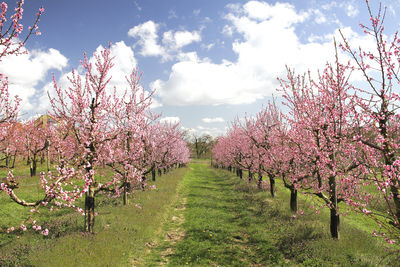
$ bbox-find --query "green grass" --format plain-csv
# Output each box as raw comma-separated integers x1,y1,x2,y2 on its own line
1,160,399,266
145,162,399,266
0,164,188,266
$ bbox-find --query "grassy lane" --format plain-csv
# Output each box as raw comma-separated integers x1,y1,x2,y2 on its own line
146,162,282,266
145,161,398,266
0,167,188,266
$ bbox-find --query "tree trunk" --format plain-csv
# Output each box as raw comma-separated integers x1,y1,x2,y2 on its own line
84,187,95,233
257,171,263,189
329,175,339,239
248,170,253,183
11,152,16,168
290,187,297,212
390,185,400,222
158,169,162,176
141,176,146,191
239,169,243,179
40,153,45,165
123,182,130,205
5,147,9,169
46,147,50,172
30,155,37,177
152,169,156,181
330,208,340,239
269,176,275,198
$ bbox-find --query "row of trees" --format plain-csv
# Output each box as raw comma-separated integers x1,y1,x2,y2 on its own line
213,1,400,243
0,1,189,234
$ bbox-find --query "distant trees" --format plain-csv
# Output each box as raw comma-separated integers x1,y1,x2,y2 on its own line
191,134,214,159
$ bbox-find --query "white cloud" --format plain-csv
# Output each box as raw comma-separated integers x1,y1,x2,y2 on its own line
128,21,164,57
128,20,201,62
133,0,142,11
162,30,201,49
193,9,201,16
152,0,375,107
202,117,225,123
313,9,327,24
201,43,215,50
321,1,359,18
222,25,234,36
160,116,180,124
0,47,68,112
345,4,359,17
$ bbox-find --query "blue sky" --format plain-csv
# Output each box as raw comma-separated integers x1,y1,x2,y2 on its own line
2,0,400,136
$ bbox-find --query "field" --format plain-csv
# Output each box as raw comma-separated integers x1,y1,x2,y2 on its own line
1,160,398,266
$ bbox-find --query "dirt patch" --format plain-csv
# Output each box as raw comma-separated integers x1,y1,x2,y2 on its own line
158,197,187,265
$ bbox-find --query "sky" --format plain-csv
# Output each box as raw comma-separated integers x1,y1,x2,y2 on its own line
1,0,400,137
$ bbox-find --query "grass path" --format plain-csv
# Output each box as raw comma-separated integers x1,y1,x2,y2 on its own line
144,161,398,266
145,162,281,266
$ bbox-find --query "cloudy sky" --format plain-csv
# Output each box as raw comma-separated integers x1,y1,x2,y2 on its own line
1,0,399,136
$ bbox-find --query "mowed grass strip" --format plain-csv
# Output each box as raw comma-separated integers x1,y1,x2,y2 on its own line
148,161,399,266
0,166,188,267
146,162,281,266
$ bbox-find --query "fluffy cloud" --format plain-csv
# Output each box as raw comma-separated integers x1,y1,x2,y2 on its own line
160,116,180,124
202,117,225,123
128,20,201,61
162,30,201,49
0,48,68,112
128,21,164,57
152,0,374,106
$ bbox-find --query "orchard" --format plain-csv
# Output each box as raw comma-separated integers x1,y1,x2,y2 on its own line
0,0,400,266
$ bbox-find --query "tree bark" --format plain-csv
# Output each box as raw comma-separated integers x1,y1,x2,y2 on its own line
123,182,130,205
84,187,95,233
329,175,339,239
269,175,275,198
141,175,146,191
30,155,37,177
257,171,263,189
290,188,297,212
152,169,156,181
248,170,253,183
46,147,50,172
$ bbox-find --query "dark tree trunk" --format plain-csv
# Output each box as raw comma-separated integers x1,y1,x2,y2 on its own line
84,187,95,233
239,169,243,179
141,176,146,191
11,152,16,168
329,175,339,239
257,171,263,189
269,176,275,198
248,170,253,183
158,169,162,176
30,155,37,177
290,188,297,212
330,208,340,239
152,169,156,181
